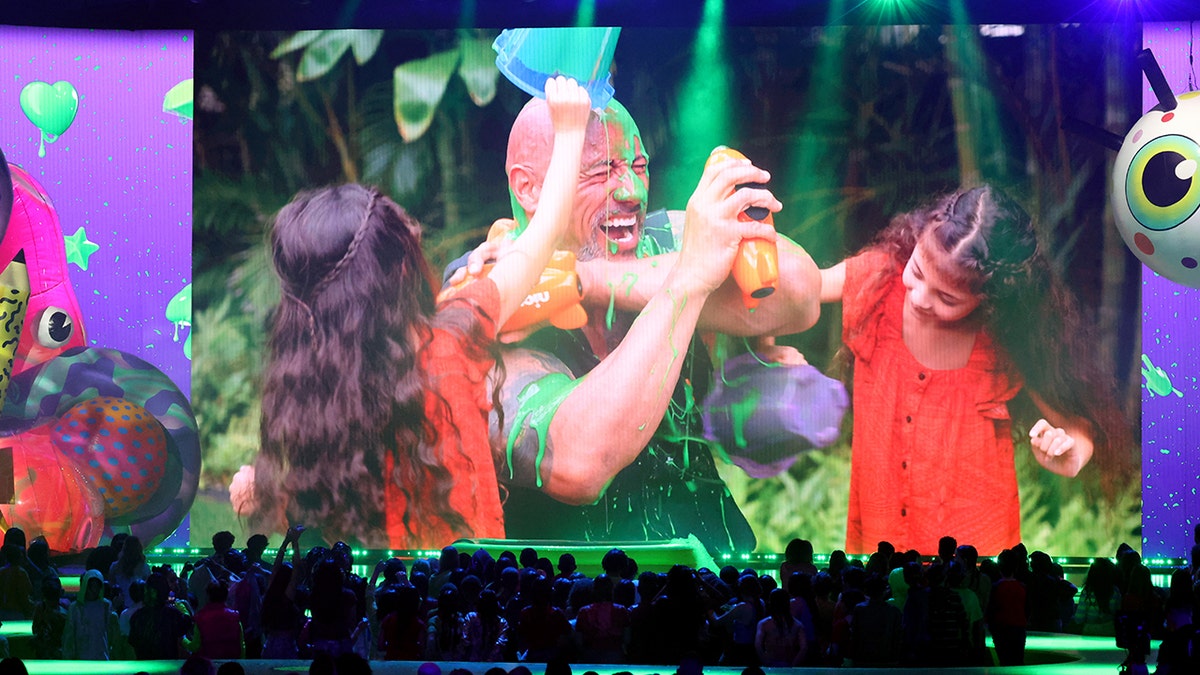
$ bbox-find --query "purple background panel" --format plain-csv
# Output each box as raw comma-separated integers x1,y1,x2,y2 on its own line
1140,23,1200,562
0,26,193,393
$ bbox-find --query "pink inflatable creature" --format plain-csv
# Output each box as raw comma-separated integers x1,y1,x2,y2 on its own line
0,155,198,552
2,164,88,372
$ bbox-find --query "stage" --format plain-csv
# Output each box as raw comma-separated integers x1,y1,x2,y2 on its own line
1,633,1146,675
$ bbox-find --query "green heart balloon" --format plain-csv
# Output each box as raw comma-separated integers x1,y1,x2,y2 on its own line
20,81,79,137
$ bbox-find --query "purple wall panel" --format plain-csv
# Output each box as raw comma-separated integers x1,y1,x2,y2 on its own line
1140,23,1199,562
0,26,193,391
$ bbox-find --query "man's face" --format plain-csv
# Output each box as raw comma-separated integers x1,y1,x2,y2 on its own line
567,104,649,261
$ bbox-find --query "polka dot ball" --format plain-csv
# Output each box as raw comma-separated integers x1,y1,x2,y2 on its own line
50,396,168,519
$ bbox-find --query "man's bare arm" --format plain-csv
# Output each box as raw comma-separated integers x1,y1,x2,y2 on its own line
490,346,574,491
490,265,712,505
577,215,821,337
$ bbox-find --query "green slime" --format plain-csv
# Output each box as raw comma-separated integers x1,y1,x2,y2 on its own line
506,372,585,488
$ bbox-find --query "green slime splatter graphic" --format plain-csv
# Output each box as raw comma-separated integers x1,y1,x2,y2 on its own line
21,80,79,158
506,372,584,487
163,79,194,121
63,227,100,270
1141,353,1183,398
166,283,192,359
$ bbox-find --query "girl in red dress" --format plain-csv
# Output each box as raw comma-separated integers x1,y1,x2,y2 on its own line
819,185,1131,555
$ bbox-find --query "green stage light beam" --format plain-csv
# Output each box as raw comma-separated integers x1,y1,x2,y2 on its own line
846,0,943,25
459,0,477,28
576,0,597,27
945,0,1012,185
665,0,733,209
785,1,854,265
336,0,364,27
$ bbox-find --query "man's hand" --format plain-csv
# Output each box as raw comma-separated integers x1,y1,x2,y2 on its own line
678,155,781,295
751,336,808,366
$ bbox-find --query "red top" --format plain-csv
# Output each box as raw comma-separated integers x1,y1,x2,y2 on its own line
194,603,243,660
988,578,1028,628
384,278,506,548
842,251,1023,556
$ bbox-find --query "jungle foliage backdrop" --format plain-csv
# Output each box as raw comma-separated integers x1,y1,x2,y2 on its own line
192,25,1143,555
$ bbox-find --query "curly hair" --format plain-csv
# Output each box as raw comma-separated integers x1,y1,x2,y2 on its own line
254,183,499,547
843,185,1133,486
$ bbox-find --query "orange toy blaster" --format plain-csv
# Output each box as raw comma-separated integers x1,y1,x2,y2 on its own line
706,147,779,310
437,222,588,335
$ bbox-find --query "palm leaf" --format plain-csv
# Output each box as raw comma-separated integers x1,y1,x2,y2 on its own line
349,30,384,65
270,30,324,58
457,31,500,107
393,49,460,141
296,31,355,82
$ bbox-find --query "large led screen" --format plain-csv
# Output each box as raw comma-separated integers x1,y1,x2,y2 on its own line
192,25,1147,558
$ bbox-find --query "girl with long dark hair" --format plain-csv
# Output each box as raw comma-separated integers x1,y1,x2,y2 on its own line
1071,556,1121,635
109,535,150,612
237,77,591,547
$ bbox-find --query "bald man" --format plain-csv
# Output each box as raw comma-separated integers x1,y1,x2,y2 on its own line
480,96,820,554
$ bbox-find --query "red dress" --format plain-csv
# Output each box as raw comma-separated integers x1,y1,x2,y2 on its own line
842,251,1023,555
384,278,506,548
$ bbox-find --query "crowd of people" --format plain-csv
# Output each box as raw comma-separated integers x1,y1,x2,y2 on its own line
0,524,1198,671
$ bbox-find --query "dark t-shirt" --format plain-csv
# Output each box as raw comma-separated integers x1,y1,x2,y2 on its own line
32,603,67,658
457,209,755,554
129,604,193,659
502,295,755,554
517,604,572,652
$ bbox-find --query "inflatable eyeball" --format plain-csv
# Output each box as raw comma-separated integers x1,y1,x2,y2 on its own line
34,306,76,351
1,436,105,551
50,396,169,520
1112,91,1200,287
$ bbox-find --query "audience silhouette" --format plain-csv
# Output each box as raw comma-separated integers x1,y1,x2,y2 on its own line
6,523,1198,673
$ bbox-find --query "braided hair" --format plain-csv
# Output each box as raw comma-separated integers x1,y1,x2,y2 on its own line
255,184,489,546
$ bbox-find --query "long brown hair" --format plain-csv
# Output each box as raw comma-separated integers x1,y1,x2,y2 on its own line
844,185,1133,486
254,183,494,546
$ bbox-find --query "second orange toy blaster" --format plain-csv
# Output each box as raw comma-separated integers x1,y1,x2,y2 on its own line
437,221,588,335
